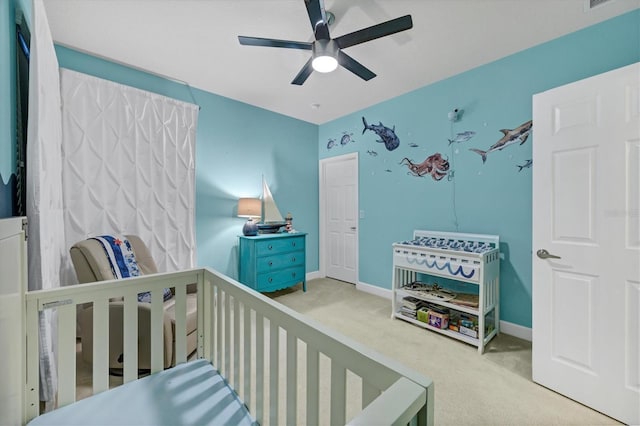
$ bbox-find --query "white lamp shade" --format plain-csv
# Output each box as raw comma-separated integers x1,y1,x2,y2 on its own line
238,198,261,218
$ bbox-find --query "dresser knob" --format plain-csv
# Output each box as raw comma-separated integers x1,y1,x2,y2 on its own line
291,257,296,262
292,242,296,247
292,272,296,278
268,277,273,283
268,244,273,250
268,261,273,266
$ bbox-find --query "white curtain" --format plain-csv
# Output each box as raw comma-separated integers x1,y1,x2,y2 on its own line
26,1,198,409
58,69,198,284
26,0,62,407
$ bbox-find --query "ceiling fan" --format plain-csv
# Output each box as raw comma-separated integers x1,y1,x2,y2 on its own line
238,0,413,85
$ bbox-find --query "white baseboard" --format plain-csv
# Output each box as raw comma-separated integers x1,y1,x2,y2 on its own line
356,280,393,299
500,320,532,341
306,271,322,281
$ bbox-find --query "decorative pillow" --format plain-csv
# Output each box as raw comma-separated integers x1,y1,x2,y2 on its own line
92,235,172,302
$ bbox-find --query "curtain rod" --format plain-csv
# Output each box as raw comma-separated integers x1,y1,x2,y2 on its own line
55,42,200,109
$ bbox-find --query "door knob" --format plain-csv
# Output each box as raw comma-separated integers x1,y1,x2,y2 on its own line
350,226,357,230
536,249,561,260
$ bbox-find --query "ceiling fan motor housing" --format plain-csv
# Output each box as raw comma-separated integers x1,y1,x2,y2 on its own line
312,39,339,73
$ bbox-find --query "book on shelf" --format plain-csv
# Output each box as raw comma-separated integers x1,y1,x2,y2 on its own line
423,303,449,315
402,296,425,310
399,306,417,319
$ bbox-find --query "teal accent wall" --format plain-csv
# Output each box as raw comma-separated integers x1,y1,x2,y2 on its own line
318,10,640,328
0,0,31,218
0,0,16,216
192,87,318,279
1,0,29,217
14,0,30,28
54,46,319,279
1,7,637,328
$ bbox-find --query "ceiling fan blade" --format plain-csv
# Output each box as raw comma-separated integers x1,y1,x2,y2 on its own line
238,36,312,50
335,15,413,49
291,58,314,85
304,0,330,40
338,51,376,81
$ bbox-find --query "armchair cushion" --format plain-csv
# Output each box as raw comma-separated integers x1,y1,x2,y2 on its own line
70,234,198,369
70,235,159,283
89,235,172,302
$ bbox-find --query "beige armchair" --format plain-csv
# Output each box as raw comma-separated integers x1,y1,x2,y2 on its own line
70,235,198,371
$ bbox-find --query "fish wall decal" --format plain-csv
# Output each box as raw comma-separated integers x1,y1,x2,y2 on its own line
517,159,533,172
469,120,533,163
340,132,354,145
448,131,476,145
362,117,400,151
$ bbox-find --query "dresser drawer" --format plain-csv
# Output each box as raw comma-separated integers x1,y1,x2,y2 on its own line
238,233,307,293
256,251,304,273
256,266,305,290
255,236,304,256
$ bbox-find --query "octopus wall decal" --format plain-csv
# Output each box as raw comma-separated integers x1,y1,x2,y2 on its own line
400,153,450,181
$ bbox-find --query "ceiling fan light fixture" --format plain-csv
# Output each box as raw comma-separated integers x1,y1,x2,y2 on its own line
238,1,413,85
312,55,338,73
312,39,338,73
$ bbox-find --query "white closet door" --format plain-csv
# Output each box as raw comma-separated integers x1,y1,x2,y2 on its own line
532,62,639,425
321,153,358,284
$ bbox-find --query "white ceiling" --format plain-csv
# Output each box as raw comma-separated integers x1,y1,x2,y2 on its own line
44,0,639,124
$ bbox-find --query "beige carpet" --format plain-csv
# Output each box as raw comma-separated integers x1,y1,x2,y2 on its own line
74,277,620,425
269,278,620,426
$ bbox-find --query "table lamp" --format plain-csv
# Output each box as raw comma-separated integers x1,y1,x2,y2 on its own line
238,198,261,236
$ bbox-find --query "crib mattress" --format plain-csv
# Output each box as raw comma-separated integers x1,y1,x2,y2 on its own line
29,359,257,426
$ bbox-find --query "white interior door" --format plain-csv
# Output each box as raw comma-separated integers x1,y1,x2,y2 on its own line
320,153,358,283
532,62,639,425
0,217,28,425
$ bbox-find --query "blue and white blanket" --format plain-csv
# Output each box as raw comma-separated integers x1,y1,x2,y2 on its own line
92,235,172,302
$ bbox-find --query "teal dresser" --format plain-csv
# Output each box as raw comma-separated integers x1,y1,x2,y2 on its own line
238,233,307,292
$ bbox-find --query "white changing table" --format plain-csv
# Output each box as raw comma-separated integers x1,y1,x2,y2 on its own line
391,230,500,353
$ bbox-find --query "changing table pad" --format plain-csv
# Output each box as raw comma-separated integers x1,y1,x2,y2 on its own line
395,236,495,254
29,359,257,426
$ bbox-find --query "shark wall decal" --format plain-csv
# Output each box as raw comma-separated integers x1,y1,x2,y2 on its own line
362,117,400,151
469,120,533,164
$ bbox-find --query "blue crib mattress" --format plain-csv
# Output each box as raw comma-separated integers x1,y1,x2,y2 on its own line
29,359,257,426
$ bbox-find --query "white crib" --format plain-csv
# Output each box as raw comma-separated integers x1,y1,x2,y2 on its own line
16,266,434,425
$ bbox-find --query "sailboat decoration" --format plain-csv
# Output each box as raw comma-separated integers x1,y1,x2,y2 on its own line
258,177,287,233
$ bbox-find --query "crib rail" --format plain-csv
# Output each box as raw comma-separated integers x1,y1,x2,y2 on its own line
23,268,433,426
24,269,205,421
205,268,433,426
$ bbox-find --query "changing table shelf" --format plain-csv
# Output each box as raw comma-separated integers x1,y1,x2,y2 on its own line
391,230,500,353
